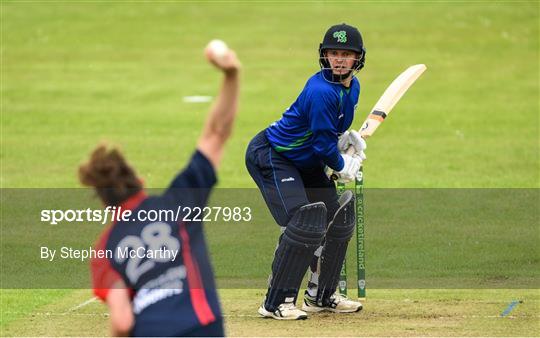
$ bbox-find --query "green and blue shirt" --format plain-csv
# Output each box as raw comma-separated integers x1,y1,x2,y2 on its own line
265,70,360,171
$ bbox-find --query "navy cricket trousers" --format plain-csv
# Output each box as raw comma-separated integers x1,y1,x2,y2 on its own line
245,130,340,227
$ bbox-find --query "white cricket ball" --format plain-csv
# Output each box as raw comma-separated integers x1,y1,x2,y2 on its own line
205,39,228,60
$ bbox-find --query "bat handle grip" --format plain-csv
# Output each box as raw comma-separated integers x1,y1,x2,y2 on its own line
344,144,356,156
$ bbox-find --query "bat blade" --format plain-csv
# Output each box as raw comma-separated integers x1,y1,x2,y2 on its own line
359,64,426,138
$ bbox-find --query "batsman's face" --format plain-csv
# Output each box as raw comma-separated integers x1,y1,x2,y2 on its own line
325,49,358,75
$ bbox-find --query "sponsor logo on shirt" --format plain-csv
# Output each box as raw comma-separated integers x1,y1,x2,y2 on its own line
281,177,295,182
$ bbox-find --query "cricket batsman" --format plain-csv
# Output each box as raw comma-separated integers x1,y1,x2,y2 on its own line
245,23,367,320
82,43,240,335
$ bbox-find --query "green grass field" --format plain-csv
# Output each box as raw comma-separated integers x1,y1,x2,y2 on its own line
1,1,538,336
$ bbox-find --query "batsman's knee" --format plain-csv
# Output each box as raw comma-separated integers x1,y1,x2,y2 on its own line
327,190,355,240
284,202,327,246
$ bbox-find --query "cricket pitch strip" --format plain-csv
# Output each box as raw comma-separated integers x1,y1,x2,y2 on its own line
1,289,538,336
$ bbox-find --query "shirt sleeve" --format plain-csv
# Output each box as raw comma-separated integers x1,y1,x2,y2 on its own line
165,150,218,206
306,87,344,171
91,227,123,302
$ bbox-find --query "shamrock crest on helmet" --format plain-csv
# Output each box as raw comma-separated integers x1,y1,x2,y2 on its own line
333,31,347,43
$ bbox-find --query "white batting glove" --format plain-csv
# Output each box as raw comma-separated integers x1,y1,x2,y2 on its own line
337,130,367,160
334,154,362,183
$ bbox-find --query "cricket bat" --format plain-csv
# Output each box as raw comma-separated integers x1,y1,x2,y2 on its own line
355,64,427,142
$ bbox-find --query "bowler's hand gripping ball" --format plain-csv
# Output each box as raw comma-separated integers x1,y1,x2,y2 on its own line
205,39,229,62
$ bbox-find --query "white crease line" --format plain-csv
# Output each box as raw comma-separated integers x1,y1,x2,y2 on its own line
65,297,97,314
223,314,262,318
3,311,538,320
4,311,108,317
